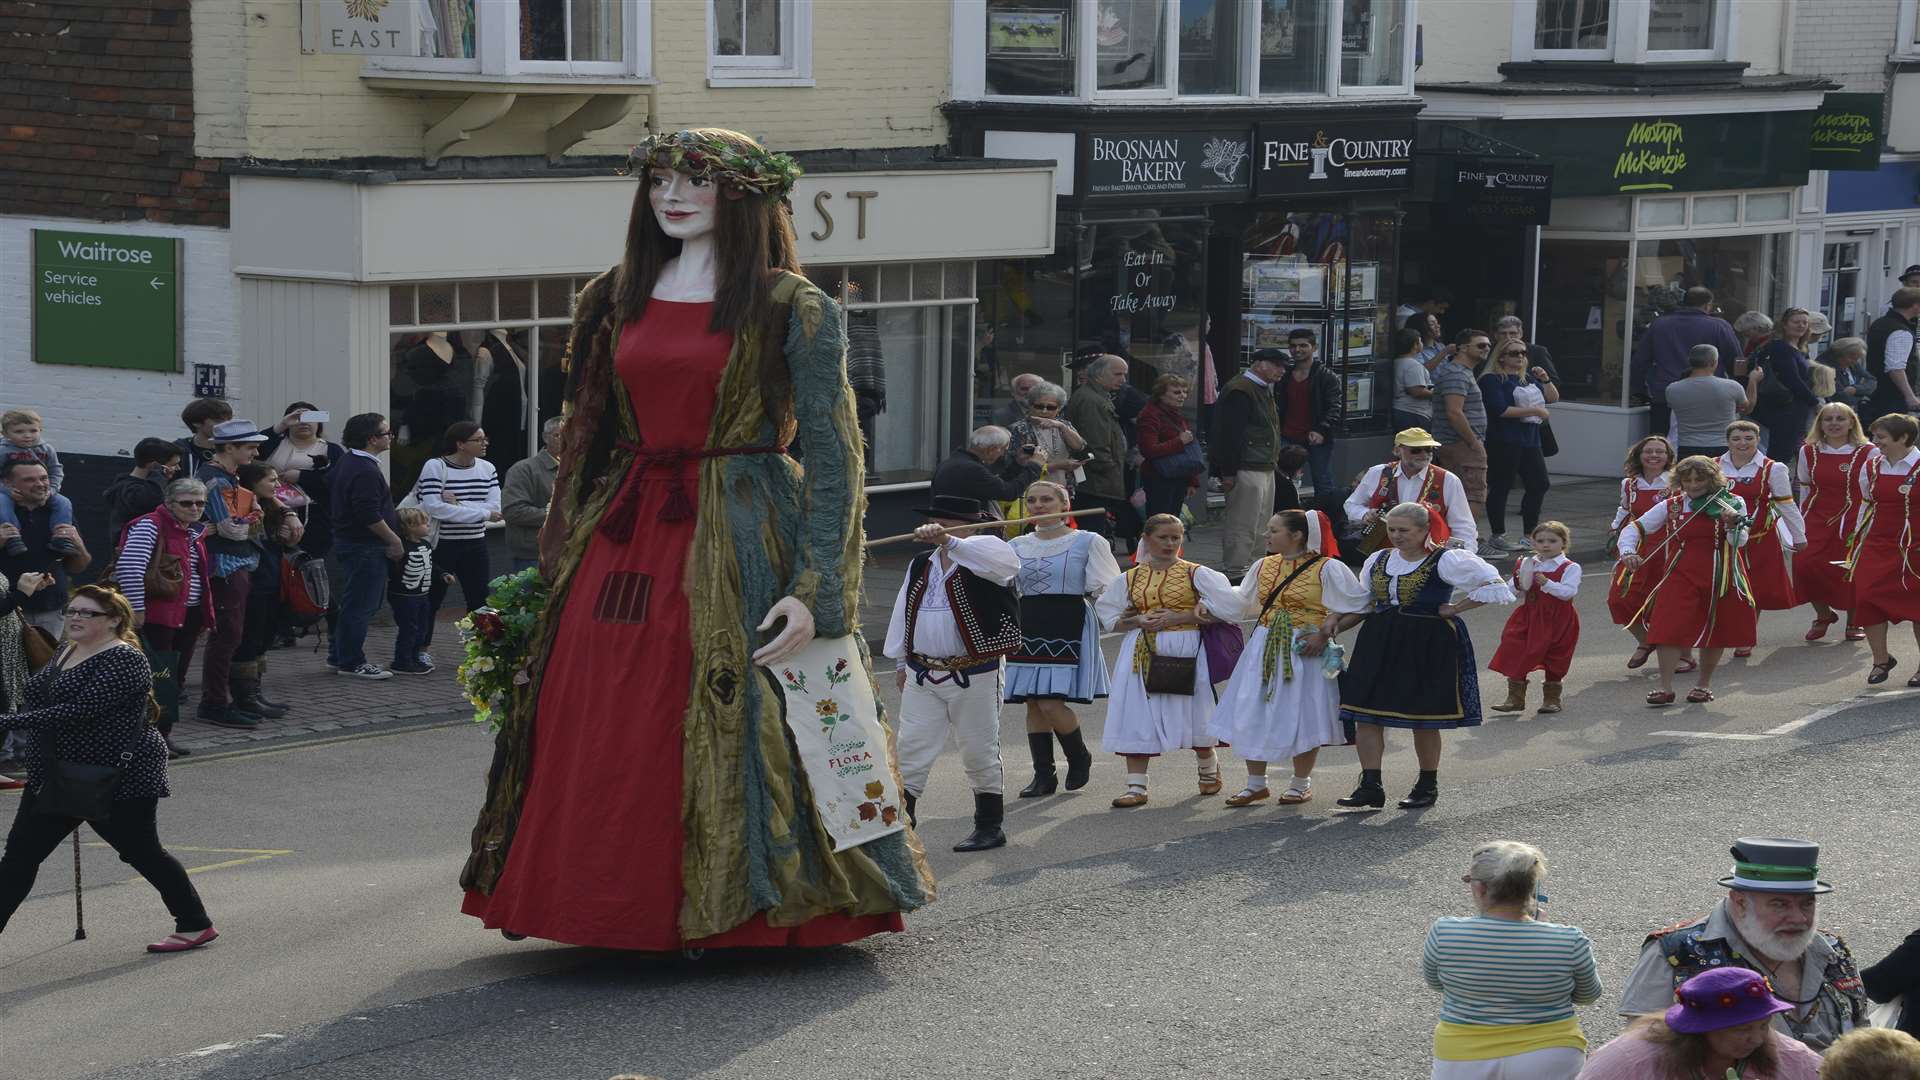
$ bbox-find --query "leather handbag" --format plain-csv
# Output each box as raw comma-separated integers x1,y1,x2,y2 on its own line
1143,652,1197,695
18,612,57,671
1150,440,1208,480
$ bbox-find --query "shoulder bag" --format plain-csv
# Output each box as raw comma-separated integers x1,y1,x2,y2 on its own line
97,519,186,603
18,611,57,671
32,645,151,822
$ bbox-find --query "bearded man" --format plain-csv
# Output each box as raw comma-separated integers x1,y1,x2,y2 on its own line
1618,837,1869,1052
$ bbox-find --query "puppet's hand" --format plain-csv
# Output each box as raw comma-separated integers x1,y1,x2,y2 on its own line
752,596,817,667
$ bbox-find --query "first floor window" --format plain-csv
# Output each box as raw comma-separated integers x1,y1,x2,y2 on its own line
712,0,781,56
521,0,624,62
1534,0,1610,51
1178,0,1242,95
1646,0,1713,51
1259,0,1329,95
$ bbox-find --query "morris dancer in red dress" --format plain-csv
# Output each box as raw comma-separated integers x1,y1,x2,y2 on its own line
1607,435,1691,673
1718,421,1804,657
1796,403,1877,643
1619,456,1757,706
1854,413,1920,687
1489,521,1581,715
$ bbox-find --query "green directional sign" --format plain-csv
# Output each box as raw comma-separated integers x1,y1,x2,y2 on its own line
32,229,181,371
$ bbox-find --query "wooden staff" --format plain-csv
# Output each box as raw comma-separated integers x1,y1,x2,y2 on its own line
864,508,1108,549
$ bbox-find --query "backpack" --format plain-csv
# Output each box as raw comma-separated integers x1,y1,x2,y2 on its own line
280,549,331,624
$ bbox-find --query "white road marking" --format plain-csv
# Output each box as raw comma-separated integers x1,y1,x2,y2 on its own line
1653,689,1920,742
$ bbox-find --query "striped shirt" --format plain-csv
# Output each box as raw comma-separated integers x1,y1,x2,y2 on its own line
416,457,500,543
1423,916,1603,1026
116,518,204,612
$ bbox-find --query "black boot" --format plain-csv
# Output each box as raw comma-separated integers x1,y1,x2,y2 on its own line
1058,726,1093,791
903,791,918,827
1398,770,1439,809
1019,733,1057,798
1336,768,1386,808
952,792,1006,852
253,657,290,712
197,701,262,729
230,663,287,720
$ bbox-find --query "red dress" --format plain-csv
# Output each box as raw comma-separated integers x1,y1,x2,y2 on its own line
1642,496,1758,650
1491,557,1580,681
1608,477,1668,627
461,300,902,950
1726,456,1799,611
1796,444,1875,612
1853,455,1920,627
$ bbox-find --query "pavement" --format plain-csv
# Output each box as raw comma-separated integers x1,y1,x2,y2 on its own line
6,537,1915,1080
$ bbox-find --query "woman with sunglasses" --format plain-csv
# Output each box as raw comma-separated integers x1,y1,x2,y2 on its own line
0,584,217,952
1004,381,1088,503
1478,340,1559,553
113,478,215,757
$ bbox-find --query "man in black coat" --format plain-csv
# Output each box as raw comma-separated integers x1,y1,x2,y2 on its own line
930,426,1047,510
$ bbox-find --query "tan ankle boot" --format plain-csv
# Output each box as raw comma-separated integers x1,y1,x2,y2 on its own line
1538,681,1564,714
1492,678,1528,712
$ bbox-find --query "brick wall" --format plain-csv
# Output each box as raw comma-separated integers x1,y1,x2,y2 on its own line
1792,0,1898,92
0,0,228,226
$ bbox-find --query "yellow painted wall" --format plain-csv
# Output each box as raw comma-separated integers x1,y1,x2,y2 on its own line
194,0,951,161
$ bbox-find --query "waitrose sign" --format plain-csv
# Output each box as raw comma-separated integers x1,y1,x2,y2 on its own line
32,229,181,372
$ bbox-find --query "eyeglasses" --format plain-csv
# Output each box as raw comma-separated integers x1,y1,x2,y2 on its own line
63,608,109,620
1501,350,1528,359
171,499,207,507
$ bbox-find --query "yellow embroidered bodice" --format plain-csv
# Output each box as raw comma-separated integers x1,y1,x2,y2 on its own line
1126,560,1201,614
1253,554,1328,628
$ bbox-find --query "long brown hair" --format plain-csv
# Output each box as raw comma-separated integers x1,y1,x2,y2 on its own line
1625,1015,1778,1079
611,127,803,334
68,583,140,647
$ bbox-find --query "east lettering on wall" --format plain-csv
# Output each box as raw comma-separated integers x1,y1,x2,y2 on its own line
30,228,182,372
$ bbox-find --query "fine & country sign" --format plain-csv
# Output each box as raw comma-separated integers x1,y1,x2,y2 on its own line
32,229,181,372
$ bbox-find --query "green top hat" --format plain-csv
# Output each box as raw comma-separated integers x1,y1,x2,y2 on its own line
1717,836,1833,895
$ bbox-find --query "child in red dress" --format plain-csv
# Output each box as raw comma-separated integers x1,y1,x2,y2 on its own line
1856,413,1920,687
1719,420,1804,658
1490,521,1582,714
1796,403,1876,642
1607,436,1693,673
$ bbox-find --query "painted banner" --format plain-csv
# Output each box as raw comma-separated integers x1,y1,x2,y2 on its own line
768,635,908,852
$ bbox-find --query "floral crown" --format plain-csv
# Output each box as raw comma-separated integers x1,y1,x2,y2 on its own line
619,130,802,198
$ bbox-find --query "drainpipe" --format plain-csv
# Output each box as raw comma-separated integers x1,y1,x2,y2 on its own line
1778,0,1798,75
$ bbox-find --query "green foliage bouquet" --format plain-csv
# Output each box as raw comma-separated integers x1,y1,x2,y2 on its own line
457,567,550,732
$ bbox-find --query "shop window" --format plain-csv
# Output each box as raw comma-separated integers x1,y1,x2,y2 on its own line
1339,0,1406,92
1744,192,1791,224
1637,198,1685,228
1536,239,1632,406
809,262,977,487
985,1,1078,96
708,0,812,86
373,0,651,76
1244,208,1400,435
1097,0,1167,92
1259,0,1330,95
1691,194,1738,227
386,276,579,496
1632,234,1790,378
1514,0,1727,64
975,214,1211,439
1178,0,1242,95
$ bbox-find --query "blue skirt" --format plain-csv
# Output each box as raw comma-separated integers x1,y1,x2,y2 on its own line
1338,609,1483,732
1005,594,1108,704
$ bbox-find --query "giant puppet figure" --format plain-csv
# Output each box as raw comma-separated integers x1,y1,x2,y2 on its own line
460,130,933,949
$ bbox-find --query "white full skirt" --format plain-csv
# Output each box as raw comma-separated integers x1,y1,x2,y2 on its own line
1208,626,1347,763
1099,628,1219,755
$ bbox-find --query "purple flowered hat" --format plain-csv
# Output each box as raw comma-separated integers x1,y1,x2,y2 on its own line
1665,967,1794,1034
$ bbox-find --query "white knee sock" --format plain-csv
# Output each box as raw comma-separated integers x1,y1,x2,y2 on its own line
1124,772,1148,791
1245,773,1269,790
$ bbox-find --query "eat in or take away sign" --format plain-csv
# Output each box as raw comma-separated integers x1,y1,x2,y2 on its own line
32,229,181,372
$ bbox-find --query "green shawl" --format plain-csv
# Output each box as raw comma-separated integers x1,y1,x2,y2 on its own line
461,269,935,939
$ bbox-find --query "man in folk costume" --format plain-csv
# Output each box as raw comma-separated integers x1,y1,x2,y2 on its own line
1342,427,1477,555
1618,837,1869,1052
885,495,1023,853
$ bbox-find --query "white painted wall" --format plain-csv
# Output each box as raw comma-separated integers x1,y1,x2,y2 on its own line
0,215,241,458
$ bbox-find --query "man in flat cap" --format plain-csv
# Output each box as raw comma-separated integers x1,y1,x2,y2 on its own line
1618,837,1870,1052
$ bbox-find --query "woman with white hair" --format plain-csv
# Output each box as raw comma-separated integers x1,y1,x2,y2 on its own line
1731,310,1774,378
1334,502,1513,810
1004,381,1087,499
1426,840,1602,1080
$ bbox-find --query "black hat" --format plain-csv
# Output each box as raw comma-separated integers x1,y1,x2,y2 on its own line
1250,348,1287,367
914,494,993,522
1902,265,1920,281
1718,836,1833,895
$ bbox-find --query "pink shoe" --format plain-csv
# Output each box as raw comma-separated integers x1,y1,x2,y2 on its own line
147,927,218,953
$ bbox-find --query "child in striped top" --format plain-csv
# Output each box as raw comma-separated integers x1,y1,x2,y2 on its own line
1423,841,1601,1080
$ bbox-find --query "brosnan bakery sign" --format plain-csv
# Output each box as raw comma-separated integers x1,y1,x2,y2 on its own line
1254,120,1415,197
1085,131,1252,198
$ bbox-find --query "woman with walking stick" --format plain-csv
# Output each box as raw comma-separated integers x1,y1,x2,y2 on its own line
0,584,216,952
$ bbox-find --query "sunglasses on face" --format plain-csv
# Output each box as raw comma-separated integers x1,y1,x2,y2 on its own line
171,499,207,507
1029,403,1060,412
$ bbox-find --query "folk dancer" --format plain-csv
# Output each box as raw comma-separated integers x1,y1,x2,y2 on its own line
1096,513,1239,808
1853,413,1920,687
1342,427,1476,556
1795,403,1876,643
1004,480,1120,797
1618,456,1757,706
1209,509,1367,807
1720,420,1806,656
1607,435,1692,673
1335,502,1514,811
885,494,1022,852
1488,521,1582,715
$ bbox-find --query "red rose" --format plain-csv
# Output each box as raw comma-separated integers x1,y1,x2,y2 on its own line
471,608,507,642
857,802,878,821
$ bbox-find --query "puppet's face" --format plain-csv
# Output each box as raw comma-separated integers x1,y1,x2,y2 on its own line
650,168,718,242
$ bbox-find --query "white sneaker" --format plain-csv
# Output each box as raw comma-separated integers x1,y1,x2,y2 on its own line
337,662,393,680
1494,534,1531,552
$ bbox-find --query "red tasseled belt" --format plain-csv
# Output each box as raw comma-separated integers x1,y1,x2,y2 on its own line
598,439,787,541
